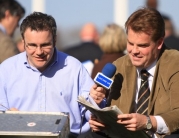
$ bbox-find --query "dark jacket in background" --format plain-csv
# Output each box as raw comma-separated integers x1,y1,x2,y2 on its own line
164,35,179,51
64,42,103,63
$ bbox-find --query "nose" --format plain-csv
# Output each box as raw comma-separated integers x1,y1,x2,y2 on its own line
131,45,139,54
35,46,43,55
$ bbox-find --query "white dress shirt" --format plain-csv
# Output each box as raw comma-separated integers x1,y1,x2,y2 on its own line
135,61,169,137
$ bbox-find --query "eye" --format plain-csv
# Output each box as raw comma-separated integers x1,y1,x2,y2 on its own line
29,45,37,47
138,45,149,48
128,41,133,46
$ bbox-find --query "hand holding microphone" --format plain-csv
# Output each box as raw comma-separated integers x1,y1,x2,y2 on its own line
80,63,116,134
90,63,116,104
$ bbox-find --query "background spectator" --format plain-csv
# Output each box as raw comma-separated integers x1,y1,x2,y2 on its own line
163,15,179,50
64,23,103,63
14,35,25,52
91,23,127,79
0,0,25,63
146,0,179,50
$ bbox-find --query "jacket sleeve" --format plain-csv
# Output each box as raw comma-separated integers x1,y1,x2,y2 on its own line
0,37,19,63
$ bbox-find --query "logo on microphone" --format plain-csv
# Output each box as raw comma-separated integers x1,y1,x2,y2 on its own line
94,72,113,89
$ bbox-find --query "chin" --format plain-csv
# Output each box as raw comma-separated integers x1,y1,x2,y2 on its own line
131,61,143,68
35,63,46,69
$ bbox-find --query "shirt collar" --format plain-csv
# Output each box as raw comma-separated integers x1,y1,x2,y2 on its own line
137,60,157,77
23,47,58,72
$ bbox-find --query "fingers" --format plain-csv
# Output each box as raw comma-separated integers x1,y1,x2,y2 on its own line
90,84,106,104
117,114,132,123
117,113,146,131
124,125,138,131
92,83,98,89
89,115,105,132
91,84,106,95
9,107,19,111
117,114,133,119
116,114,137,131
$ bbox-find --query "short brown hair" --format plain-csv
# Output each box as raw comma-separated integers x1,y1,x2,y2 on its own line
20,12,57,46
125,7,165,42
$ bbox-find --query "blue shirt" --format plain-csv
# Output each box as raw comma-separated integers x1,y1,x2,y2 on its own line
0,49,94,134
0,23,6,34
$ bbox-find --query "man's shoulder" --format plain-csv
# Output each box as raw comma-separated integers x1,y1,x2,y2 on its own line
56,50,91,76
0,31,13,42
158,49,179,74
112,55,133,74
0,53,24,67
113,55,130,65
162,48,179,62
57,50,82,66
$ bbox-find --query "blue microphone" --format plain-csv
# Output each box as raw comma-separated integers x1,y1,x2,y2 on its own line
94,63,116,89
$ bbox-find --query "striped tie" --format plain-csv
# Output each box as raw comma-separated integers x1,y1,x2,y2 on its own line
136,69,150,115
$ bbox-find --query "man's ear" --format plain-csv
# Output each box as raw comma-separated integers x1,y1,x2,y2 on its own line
157,37,164,50
22,39,25,48
22,39,24,44
4,10,11,19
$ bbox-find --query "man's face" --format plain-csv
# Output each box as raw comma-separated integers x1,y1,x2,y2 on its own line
23,28,55,72
127,28,163,69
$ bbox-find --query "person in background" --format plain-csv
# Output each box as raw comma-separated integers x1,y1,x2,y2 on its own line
0,12,95,138
146,0,158,9
146,0,179,51
162,15,179,51
91,23,127,79
0,0,25,63
89,7,179,138
64,23,103,63
14,35,25,52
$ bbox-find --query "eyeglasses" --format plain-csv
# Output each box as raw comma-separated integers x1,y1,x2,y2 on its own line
25,42,53,51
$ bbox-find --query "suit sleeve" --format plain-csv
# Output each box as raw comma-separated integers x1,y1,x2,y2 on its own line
0,37,19,63
159,70,179,134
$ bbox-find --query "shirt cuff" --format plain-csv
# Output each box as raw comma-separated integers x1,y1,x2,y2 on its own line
154,116,169,134
99,98,107,108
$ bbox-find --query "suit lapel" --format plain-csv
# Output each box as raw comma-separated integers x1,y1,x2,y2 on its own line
148,45,166,114
125,59,137,113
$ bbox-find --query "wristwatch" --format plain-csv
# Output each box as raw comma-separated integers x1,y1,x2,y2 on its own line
146,115,152,130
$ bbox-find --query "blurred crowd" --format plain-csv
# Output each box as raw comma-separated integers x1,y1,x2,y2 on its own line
1,0,179,74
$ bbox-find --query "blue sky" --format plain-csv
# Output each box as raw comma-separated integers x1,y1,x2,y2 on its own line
16,0,179,49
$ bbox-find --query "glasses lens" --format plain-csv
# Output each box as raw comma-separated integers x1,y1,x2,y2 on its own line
27,45,36,50
26,44,53,50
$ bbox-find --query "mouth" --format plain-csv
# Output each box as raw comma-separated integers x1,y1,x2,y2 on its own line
34,56,46,61
130,54,143,61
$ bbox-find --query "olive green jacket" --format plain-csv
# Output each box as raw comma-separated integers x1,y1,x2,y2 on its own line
0,30,19,63
111,45,179,136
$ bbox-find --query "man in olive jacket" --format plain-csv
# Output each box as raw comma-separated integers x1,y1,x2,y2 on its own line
111,45,179,137
89,7,179,138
